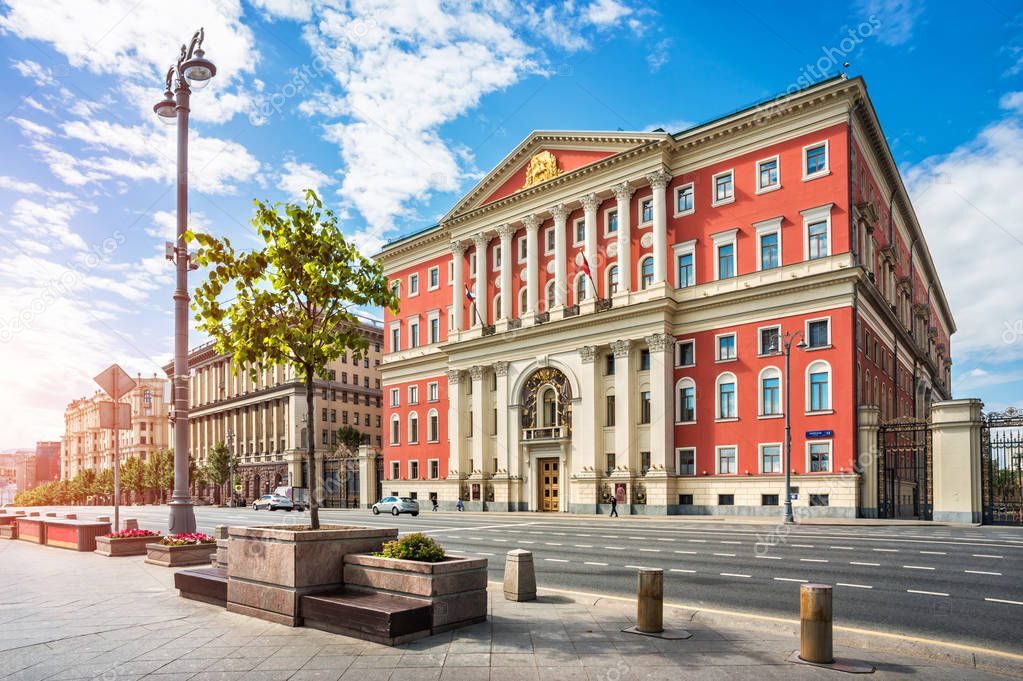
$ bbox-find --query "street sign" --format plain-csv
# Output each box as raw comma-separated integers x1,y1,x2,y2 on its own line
94,364,136,400
789,493,799,501
98,401,131,430
805,430,833,439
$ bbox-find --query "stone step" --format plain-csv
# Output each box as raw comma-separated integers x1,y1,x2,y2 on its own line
300,589,432,645
174,567,228,606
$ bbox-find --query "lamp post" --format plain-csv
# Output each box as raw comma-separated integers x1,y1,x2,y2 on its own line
780,330,807,524
154,28,217,534
226,429,235,507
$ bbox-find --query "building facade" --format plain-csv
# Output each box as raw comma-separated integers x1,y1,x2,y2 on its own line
61,376,170,479
376,76,953,518
177,319,385,505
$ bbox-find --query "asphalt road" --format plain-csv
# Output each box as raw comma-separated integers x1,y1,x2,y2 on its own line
15,504,1023,653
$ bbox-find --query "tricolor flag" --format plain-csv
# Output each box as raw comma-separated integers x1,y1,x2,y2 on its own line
580,253,596,288
464,284,475,302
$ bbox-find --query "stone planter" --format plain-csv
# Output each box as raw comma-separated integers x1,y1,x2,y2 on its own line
0,524,16,540
96,534,163,557
227,524,397,626
344,553,488,633
44,520,111,551
145,541,217,567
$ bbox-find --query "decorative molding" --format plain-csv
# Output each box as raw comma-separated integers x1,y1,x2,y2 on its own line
469,365,486,381
495,223,515,240
579,345,597,363
645,332,673,353
611,181,635,201
580,192,600,212
606,242,618,258
546,260,555,274
611,339,632,358
646,170,672,190
472,234,489,250
640,233,653,248
549,203,569,223
451,240,466,256
518,269,528,282
493,361,510,377
446,369,463,385
521,214,541,231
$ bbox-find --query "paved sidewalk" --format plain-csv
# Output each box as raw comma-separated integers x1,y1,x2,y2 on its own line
0,538,1016,681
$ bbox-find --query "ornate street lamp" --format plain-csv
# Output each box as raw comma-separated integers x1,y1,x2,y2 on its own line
779,330,808,524
155,28,216,534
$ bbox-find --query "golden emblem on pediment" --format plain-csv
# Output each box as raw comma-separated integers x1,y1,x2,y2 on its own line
522,150,562,189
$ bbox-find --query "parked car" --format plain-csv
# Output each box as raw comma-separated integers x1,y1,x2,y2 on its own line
252,494,294,511
372,496,420,516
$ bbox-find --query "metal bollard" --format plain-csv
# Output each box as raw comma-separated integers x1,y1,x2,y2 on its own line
636,568,664,634
800,583,834,664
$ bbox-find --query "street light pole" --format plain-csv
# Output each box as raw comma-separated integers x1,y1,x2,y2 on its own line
782,330,807,524
154,28,216,535
226,429,235,507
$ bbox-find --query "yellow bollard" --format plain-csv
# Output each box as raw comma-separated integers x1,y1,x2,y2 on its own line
636,568,664,634
800,583,834,664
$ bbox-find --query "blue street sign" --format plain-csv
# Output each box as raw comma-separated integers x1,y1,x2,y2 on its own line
789,493,798,501
805,430,833,439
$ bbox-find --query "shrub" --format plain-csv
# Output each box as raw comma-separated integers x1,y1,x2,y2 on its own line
377,533,446,562
105,529,160,539
158,532,215,546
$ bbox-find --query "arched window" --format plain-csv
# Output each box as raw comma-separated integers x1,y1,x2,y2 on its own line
408,412,419,444
759,366,782,416
540,386,558,427
492,294,501,322
675,377,696,423
807,360,832,413
390,414,400,445
574,272,587,304
607,265,619,295
545,280,556,311
518,287,528,318
716,372,737,419
640,256,654,290
427,409,439,443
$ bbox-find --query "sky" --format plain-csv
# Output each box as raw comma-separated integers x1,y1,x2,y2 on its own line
0,0,1021,448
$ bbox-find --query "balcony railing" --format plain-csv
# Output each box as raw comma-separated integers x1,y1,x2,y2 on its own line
508,318,522,330
564,305,580,318
595,297,613,312
523,426,565,441
534,311,550,325
482,324,496,336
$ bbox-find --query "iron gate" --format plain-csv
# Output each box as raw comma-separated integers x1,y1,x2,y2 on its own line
877,417,932,520
321,456,361,508
982,408,1023,525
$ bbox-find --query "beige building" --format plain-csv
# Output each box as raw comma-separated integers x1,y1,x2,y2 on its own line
177,319,385,505
61,375,170,479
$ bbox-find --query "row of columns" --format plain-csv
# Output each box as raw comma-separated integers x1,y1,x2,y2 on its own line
450,169,673,330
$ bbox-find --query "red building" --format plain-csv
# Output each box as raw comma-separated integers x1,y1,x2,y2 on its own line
375,75,953,517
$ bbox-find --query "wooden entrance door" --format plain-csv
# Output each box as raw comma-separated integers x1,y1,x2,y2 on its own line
539,458,560,512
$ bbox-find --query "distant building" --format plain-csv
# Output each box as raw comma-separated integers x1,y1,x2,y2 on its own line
34,441,60,484
61,375,171,479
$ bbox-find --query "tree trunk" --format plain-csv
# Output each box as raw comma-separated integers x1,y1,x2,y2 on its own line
305,366,320,529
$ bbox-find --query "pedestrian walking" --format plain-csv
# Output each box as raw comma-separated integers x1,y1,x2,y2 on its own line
457,498,464,512
609,494,619,517
432,497,439,512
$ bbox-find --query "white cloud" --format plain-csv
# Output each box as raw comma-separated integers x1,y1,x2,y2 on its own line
857,0,923,47
643,120,692,133
7,116,53,138
3,198,88,252
0,175,75,200
646,38,671,72
10,59,58,86
249,0,312,22
144,209,210,241
277,161,332,202
586,0,633,26
999,91,1023,115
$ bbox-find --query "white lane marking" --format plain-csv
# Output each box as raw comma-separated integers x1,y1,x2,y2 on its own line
577,534,592,537
713,552,735,557
850,561,881,567
639,548,660,553
973,554,1003,559
605,546,625,550
903,565,936,570
985,598,1023,606
800,558,828,563
829,546,854,550
545,542,562,546
574,545,593,548
837,583,873,589
720,540,741,545
907,589,948,597
492,539,508,542
625,565,656,570
919,551,946,555
674,550,698,555
756,555,782,560
774,577,808,583
552,533,567,536
629,536,645,540
477,552,495,556
545,558,569,563
656,538,673,542
965,570,1002,576
584,561,607,567
520,541,535,545
720,572,752,578
600,535,618,539
689,539,707,543
873,548,899,553
791,544,815,548
671,568,697,573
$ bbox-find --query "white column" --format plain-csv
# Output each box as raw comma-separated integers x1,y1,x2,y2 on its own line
646,332,674,474
494,361,510,473
551,204,568,310
647,170,672,285
451,241,466,332
612,339,635,473
469,365,486,474
496,225,513,321
581,192,599,299
612,182,634,295
446,369,466,479
523,215,540,316
575,345,600,480
472,234,489,326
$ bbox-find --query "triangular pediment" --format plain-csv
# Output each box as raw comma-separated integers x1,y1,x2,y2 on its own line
442,131,668,223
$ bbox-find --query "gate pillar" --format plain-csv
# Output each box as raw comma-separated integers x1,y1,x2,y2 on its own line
857,406,881,518
357,445,378,510
931,399,984,523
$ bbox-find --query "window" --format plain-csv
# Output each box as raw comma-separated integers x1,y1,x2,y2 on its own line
409,460,419,479
469,252,477,276
606,208,618,234
518,236,528,263
640,198,653,224
808,361,831,412
493,244,502,270
545,280,556,310
606,452,616,476
575,273,587,303
390,415,400,445
427,382,438,402
717,243,735,279
640,451,651,475
760,443,782,473
544,226,555,254
429,459,439,479
757,156,780,192
675,182,694,215
717,447,736,475
674,239,696,288
605,352,616,375
679,494,694,505
606,394,616,426
806,318,830,348
409,319,420,348
390,461,400,480
762,494,779,506
676,339,695,367
640,257,654,289
804,141,829,179
607,265,619,295
807,220,828,259
408,385,419,405
425,266,440,291
676,448,696,476
408,412,419,444
676,378,695,423
518,287,528,318
390,325,400,353
639,391,651,424
759,327,780,355
810,494,830,507
716,334,736,361
428,410,439,442
639,349,650,371
712,170,734,205
760,368,781,416
574,218,585,245
717,374,736,419
808,441,832,472
409,273,419,296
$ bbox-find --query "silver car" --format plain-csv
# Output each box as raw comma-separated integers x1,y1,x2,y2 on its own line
372,496,420,517
252,494,294,511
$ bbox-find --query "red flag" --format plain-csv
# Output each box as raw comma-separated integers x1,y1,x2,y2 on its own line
580,253,595,288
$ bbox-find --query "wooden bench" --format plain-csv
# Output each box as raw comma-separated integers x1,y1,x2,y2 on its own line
43,519,111,551
174,567,228,607
301,590,433,645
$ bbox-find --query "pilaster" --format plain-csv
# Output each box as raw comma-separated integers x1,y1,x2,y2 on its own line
646,332,674,475
446,369,466,479
647,169,671,285
612,181,635,297
612,339,634,476
581,193,599,299
550,203,569,313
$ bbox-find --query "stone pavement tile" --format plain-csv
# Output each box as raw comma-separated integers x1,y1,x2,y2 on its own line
532,650,582,665
357,642,405,656
439,669,492,681
188,645,240,659
400,637,452,653
578,653,625,668
619,653,677,667
388,668,442,681
316,644,370,656
202,655,261,672
612,639,660,654
350,654,402,669
399,652,447,667
302,654,356,671
253,655,315,671
143,673,197,681
114,659,177,675
288,670,345,681
492,668,539,681
443,652,491,667
46,661,117,680
448,640,492,653
190,671,290,681
490,653,538,667
538,667,589,681
153,655,214,673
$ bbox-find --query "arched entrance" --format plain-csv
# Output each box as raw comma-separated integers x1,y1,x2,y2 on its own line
519,367,572,511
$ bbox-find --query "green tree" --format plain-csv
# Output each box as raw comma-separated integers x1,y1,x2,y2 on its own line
335,425,365,455
69,470,97,504
145,449,175,503
120,456,146,503
189,190,398,529
205,441,235,505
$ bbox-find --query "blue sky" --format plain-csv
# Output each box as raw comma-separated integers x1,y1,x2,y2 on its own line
1,0,1021,447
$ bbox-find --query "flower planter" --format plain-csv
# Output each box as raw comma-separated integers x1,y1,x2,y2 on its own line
96,534,163,557
226,524,398,626
343,553,488,632
15,517,45,544
145,541,217,567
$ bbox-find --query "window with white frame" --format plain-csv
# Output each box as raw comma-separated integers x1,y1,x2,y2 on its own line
408,384,419,405
427,409,439,442
806,317,831,348
759,366,782,416
712,169,734,205
605,207,618,235
607,265,619,295
518,236,528,263
675,447,696,476
801,204,832,262
803,140,829,179
675,182,694,216
640,197,653,224
469,252,477,276
408,273,419,296
760,443,782,474
408,317,420,349
676,339,695,367
408,412,419,444
716,333,736,361
574,273,587,304
640,390,652,424
716,373,737,419
545,280,556,310
428,266,440,290
711,229,738,280
389,388,399,407
493,244,502,270
428,313,440,344
391,280,401,298
676,377,696,423
759,326,780,356
492,294,501,323
448,260,454,284
427,382,438,402
807,360,832,412
544,226,555,254
573,218,585,245
716,445,737,474
390,415,400,445
428,459,439,479
757,156,780,192
639,256,654,290
673,239,696,288
808,440,832,472
754,217,782,271
409,460,419,479
517,287,528,317
390,460,400,480
390,324,400,353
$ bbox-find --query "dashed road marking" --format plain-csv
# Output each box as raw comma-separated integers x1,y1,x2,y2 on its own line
625,565,655,570
756,555,782,560
477,552,495,556
873,548,899,553
850,561,880,567
545,558,569,563
837,583,873,589
920,551,946,555
584,561,607,567
674,550,698,555
974,554,1003,559
670,568,697,574
902,565,936,571
639,548,660,553
689,539,707,543
713,552,736,557
720,540,741,545
574,544,593,548
605,546,625,550
965,570,1002,576
800,558,828,563
830,546,854,550
720,572,752,578
985,598,1023,606
774,577,808,583
791,544,815,548
545,542,562,546
907,589,948,597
